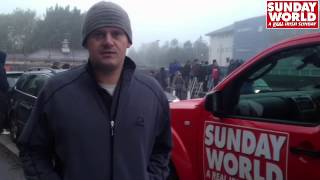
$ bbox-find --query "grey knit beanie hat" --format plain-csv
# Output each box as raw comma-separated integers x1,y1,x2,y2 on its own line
82,1,132,47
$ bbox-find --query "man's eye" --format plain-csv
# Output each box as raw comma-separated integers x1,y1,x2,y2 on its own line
92,32,105,39
111,31,124,38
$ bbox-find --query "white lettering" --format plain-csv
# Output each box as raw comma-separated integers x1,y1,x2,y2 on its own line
254,160,265,180
255,133,271,160
284,2,293,12
274,2,283,12
226,128,241,152
291,13,299,21
223,153,238,176
269,12,282,21
241,130,256,155
270,135,286,161
301,3,311,12
293,2,301,11
215,126,227,148
239,156,252,180
267,2,274,11
206,148,224,171
205,125,214,146
309,2,317,11
266,162,283,180
282,13,291,21
308,13,316,21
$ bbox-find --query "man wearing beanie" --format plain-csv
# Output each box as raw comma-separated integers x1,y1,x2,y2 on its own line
18,1,172,180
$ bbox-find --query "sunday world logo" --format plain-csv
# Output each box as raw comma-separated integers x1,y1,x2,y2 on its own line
266,0,319,29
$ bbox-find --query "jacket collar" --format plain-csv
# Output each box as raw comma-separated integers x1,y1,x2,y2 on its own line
85,56,136,87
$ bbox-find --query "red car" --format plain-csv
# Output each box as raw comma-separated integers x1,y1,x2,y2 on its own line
170,33,320,180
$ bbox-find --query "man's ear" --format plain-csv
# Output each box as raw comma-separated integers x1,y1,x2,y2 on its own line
127,43,132,48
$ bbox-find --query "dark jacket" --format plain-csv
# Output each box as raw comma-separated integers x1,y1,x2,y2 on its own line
0,51,9,117
0,51,9,93
18,57,172,180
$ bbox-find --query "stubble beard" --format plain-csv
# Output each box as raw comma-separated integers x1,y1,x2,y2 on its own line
91,60,118,75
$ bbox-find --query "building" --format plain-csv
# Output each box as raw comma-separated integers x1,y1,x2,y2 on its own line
206,25,234,67
206,15,320,67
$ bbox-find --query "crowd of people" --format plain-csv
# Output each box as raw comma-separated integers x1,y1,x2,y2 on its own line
152,58,244,100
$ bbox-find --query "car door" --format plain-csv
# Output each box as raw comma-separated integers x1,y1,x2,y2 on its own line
202,43,320,180
10,73,48,139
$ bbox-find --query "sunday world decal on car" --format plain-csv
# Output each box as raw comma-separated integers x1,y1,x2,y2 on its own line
203,121,289,180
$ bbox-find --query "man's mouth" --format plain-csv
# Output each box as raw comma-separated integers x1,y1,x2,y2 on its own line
101,51,117,56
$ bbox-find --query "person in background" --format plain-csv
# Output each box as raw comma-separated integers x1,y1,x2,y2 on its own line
0,51,9,93
0,51,9,132
181,60,191,87
156,67,169,91
212,60,220,87
172,71,185,99
18,2,172,180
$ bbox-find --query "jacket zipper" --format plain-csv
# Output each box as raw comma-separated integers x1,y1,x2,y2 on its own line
110,120,115,136
110,119,115,180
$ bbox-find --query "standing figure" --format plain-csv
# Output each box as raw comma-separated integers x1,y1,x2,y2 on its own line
18,2,172,180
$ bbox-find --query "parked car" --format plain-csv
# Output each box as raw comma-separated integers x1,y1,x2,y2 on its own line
8,68,64,141
169,33,320,180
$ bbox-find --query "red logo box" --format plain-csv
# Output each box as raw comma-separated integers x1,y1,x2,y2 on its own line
266,0,319,29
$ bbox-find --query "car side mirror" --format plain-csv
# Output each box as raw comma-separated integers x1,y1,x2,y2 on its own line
205,91,224,117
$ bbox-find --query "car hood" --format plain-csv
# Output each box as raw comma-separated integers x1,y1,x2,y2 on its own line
170,98,203,110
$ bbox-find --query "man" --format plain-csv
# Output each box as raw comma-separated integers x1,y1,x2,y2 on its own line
155,67,169,90
0,51,9,93
0,51,9,131
18,2,172,180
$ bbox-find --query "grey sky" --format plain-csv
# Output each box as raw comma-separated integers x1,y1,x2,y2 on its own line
1,0,265,48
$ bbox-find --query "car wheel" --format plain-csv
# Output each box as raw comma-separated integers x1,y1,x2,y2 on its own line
167,161,179,180
9,113,19,143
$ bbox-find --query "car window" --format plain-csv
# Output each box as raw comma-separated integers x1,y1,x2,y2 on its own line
15,74,31,91
7,77,18,87
7,73,23,87
22,74,48,96
235,44,320,125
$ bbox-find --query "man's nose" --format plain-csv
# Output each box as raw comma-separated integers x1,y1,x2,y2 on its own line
102,33,114,46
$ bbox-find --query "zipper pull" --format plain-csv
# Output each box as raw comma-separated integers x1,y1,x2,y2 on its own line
110,120,115,136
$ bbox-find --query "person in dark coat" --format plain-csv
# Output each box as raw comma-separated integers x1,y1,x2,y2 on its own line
181,60,191,87
0,51,9,131
172,71,185,99
155,67,169,90
18,2,172,180
0,51,9,93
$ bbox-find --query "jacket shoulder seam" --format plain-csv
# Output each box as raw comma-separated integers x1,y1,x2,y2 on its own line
43,70,87,106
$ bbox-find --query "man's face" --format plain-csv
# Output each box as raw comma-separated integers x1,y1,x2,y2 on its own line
86,27,131,73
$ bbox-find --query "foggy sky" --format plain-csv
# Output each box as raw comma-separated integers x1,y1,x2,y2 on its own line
1,0,265,48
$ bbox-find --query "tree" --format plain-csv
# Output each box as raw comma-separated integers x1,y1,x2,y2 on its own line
182,40,194,62
31,5,84,51
0,9,37,53
193,36,209,62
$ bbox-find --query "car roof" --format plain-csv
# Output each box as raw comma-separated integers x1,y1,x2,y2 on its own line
6,71,24,75
23,68,66,76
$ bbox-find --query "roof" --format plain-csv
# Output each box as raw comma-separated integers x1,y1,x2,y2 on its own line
205,15,265,37
206,24,234,36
